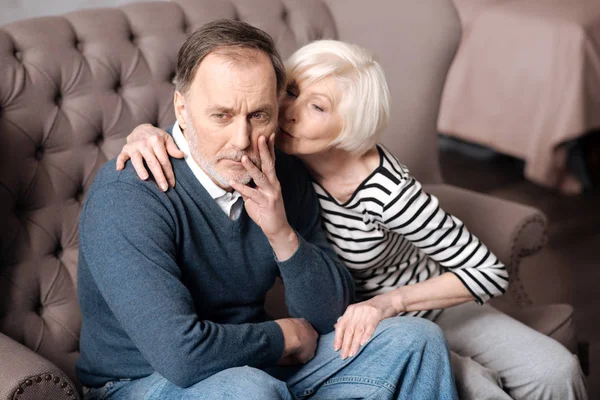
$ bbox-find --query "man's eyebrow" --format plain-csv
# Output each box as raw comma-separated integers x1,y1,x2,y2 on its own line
207,106,234,114
206,105,275,114
252,104,275,114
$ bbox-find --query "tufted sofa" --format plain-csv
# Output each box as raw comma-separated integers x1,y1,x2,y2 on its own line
0,0,580,399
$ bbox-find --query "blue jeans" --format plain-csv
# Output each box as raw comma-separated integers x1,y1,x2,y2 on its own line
85,317,458,400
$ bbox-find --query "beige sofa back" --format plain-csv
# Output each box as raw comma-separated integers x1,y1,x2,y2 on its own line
0,0,461,385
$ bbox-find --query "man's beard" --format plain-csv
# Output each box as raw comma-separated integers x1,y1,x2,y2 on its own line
184,112,261,188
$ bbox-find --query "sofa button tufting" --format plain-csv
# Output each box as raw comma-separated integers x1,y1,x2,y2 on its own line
14,50,22,61
25,379,32,386
67,389,74,396
35,376,41,383
95,133,104,146
281,8,288,21
115,80,122,92
60,381,67,388
54,244,63,258
55,92,63,107
53,376,60,383
34,147,44,161
16,388,23,394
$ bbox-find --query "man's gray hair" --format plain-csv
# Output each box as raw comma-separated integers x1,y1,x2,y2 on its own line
174,19,286,95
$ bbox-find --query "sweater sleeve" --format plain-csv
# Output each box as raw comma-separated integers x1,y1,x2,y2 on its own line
79,181,284,388
381,173,509,304
276,164,355,334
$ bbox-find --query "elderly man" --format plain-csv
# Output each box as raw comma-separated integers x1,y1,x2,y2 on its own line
76,20,458,399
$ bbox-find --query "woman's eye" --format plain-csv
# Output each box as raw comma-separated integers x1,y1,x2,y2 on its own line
312,104,324,112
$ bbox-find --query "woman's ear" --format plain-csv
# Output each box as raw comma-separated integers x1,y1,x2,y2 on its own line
174,91,187,130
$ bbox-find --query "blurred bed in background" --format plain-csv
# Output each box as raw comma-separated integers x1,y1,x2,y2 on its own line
439,0,600,194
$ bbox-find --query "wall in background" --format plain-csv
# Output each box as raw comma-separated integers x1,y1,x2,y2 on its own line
0,0,147,26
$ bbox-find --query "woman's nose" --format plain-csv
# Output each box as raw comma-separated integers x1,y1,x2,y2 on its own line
282,100,297,123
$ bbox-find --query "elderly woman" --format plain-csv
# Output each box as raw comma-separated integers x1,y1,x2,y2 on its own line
116,40,586,400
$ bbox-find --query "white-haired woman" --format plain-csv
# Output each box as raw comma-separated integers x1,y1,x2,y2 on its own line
116,40,586,400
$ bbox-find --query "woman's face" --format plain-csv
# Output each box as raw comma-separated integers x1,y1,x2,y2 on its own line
276,76,343,156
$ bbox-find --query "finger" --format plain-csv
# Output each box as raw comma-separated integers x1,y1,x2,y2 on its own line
348,325,365,357
229,179,265,203
130,153,149,180
140,147,169,191
341,323,355,360
360,324,377,346
241,155,269,188
116,152,129,171
259,135,276,182
152,141,176,188
166,136,185,159
334,317,345,352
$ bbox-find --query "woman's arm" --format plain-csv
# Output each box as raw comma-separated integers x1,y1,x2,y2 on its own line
380,169,509,304
335,158,508,359
116,123,184,191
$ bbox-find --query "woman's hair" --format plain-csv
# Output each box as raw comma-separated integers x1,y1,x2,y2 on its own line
285,40,390,155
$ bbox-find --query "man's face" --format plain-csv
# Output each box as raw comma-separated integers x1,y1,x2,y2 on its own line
175,49,279,190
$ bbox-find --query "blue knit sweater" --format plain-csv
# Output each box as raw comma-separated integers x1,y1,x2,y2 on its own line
76,150,354,388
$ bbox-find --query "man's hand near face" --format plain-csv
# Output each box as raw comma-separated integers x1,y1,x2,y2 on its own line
229,133,300,261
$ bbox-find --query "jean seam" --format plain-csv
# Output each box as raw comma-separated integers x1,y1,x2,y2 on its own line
143,377,168,400
297,376,396,397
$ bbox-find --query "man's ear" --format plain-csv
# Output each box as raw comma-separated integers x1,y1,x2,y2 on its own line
174,90,187,130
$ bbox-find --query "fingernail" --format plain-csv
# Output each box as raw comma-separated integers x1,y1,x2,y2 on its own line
161,183,168,191
142,175,148,180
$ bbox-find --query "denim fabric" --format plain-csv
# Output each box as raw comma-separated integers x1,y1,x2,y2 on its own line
85,317,458,400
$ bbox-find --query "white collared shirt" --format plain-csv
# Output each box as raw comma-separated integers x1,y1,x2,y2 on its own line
172,123,244,220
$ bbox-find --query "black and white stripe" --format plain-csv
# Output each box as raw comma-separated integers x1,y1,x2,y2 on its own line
314,145,508,320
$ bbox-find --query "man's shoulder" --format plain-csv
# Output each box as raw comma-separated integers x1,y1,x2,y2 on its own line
85,159,166,207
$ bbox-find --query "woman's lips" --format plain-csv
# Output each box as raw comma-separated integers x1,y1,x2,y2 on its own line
279,127,294,138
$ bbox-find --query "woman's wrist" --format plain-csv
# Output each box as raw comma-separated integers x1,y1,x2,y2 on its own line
387,289,406,316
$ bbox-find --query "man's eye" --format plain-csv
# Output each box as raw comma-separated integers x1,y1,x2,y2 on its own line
251,112,268,120
213,113,229,120
286,89,298,98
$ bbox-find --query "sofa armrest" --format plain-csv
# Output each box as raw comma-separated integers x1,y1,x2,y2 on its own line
0,332,79,400
424,184,547,306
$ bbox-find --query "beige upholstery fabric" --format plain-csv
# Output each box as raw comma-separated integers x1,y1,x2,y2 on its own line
425,184,547,307
325,0,461,183
0,333,79,399
0,0,578,397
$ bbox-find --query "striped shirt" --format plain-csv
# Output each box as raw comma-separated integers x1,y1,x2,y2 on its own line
313,145,509,320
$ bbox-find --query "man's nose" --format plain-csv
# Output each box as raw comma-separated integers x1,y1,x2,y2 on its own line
230,119,251,150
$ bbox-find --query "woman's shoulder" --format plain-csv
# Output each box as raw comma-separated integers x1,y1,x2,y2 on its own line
375,144,411,182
